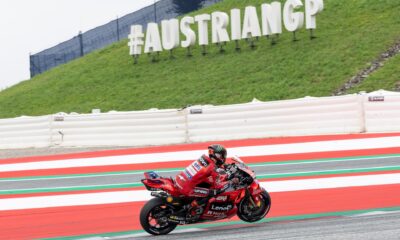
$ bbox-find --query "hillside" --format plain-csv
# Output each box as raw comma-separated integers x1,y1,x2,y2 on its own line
348,53,400,93
0,0,399,118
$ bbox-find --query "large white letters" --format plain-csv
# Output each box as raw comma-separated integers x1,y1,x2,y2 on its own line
212,12,230,44
128,25,144,55
230,9,241,41
242,6,262,39
261,2,282,36
195,14,211,46
144,23,163,53
161,19,180,50
283,0,304,32
129,0,324,56
305,0,324,29
180,16,196,48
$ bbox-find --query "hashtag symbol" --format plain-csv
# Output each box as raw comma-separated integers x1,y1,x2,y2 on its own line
128,25,144,56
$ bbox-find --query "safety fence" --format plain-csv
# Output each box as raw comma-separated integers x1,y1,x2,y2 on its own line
29,0,222,77
1,90,399,149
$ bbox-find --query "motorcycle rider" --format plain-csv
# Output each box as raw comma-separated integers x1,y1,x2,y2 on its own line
174,144,239,218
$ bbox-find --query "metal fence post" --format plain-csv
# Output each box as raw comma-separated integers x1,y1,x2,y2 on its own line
78,31,84,57
116,16,120,41
29,53,34,78
154,0,157,22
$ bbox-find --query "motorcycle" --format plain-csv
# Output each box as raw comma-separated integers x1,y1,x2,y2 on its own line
140,156,271,235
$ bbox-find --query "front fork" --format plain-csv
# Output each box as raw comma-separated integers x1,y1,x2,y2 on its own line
244,181,263,208
245,188,262,208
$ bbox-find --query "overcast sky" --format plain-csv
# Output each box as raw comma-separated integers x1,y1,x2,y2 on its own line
0,0,155,90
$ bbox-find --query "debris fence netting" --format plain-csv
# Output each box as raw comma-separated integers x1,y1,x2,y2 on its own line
29,0,222,77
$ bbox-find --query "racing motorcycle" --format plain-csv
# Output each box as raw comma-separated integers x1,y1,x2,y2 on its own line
140,156,271,235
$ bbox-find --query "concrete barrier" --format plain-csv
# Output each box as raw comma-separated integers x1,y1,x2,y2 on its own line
0,91,399,149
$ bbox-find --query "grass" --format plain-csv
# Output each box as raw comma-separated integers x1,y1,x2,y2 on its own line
347,53,400,94
0,0,399,118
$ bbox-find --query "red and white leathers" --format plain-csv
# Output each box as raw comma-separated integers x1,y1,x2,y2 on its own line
174,154,230,198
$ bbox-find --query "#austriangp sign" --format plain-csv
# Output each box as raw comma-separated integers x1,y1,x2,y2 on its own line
128,0,324,63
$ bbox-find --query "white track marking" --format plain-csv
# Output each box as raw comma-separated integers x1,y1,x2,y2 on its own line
1,136,400,172
1,173,400,211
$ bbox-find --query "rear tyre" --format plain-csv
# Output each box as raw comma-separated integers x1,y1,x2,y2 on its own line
237,190,271,222
140,197,178,235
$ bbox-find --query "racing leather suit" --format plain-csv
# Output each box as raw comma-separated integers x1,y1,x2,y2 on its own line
174,154,230,198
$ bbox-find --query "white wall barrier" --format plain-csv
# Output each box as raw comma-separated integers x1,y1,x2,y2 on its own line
0,90,399,149
187,94,364,142
0,116,51,149
51,110,187,147
364,90,400,133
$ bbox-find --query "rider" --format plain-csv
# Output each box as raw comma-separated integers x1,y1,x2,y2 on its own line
174,144,238,216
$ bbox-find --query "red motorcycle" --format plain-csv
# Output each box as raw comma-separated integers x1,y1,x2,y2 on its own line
140,156,271,235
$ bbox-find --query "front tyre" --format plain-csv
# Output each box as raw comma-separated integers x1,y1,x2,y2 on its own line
237,190,271,222
140,197,177,235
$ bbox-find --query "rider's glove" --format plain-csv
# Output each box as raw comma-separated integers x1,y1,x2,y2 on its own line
231,177,240,185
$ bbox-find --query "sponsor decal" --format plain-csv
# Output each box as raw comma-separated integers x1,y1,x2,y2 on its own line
216,196,228,201
210,203,233,212
175,180,183,189
178,175,186,181
199,157,209,167
184,160,203,179
194,188,209,195
187,165,197,176
206,210,227,218
193,162,202,171
369,96,385,102
184,169,193,179
169,215,186,224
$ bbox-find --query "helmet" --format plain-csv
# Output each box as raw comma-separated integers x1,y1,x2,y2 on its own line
208,144,227,166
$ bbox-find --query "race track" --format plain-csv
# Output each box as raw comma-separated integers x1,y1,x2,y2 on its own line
2,155,400,192
119,211,400,240
1,133,400,239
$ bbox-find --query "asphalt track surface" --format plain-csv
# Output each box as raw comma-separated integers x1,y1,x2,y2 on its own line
115,211,400,240
2,155,399,191
2,149,400,240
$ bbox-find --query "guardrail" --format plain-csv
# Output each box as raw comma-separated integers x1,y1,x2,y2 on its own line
1,90,399,149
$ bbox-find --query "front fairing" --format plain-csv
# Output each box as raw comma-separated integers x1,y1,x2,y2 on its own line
230,156,256,179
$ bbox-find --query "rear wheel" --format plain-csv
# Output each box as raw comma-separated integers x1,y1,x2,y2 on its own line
140,198,178,235
237,190,271,222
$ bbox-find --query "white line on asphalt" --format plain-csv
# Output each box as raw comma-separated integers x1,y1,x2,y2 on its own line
4,165,399,192
0,182,139,193
258,165,400,177
1,155,398,182
1,173,400,211
2,136,400,172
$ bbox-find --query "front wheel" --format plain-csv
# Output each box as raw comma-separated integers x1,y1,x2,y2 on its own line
237,190,271,222
140,197,178,235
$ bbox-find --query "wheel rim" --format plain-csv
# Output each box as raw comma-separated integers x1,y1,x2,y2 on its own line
147,204,175,233
240,194,271,221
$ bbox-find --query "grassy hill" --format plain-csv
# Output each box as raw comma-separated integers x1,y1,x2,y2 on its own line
348,53,400,93
0,0,399,118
